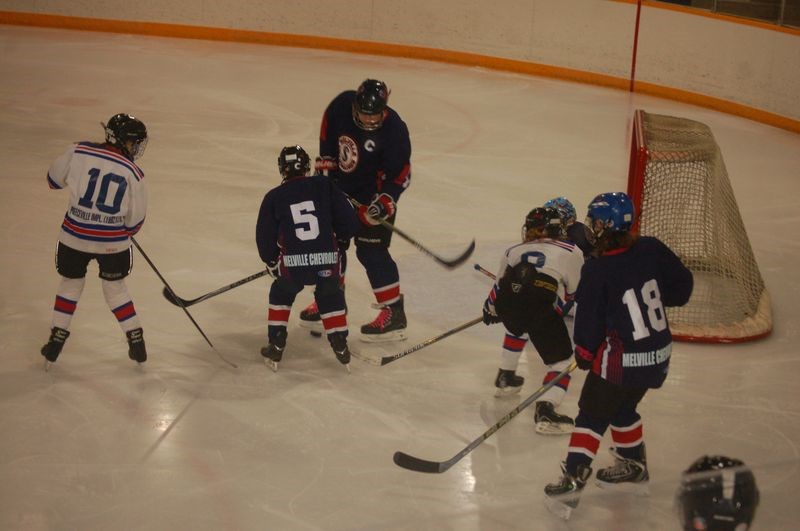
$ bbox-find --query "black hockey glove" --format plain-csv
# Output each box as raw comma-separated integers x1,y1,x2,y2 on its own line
266,260,280,278
482,298,501,325
337,237,351,252
574,346,594,370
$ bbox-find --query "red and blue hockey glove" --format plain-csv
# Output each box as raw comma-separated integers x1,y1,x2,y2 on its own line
367,193,396,221
314,156,338,175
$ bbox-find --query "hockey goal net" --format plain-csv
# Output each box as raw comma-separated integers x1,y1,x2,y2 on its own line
627,109,772,343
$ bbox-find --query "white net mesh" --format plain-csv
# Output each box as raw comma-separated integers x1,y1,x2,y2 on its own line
630,111,771,342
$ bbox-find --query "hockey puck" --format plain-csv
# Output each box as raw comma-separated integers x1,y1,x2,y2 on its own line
310,331,322,338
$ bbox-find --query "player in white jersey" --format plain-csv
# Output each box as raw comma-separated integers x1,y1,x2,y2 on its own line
482,207,583,434
40,113,149,368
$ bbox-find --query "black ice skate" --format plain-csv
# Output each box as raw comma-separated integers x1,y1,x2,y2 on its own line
40,327,70,369
328,332,351,373
299,300,323,336
595,445,650,495
544,462,592,520
534,401,575,435
126,328,147,364
494,368,525,397
260,329,287,372
360,295,407,343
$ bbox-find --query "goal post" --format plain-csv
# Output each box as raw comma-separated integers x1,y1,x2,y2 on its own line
627,109,772,343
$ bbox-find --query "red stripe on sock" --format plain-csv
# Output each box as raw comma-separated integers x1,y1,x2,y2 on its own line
611,423,643,446
503,335,527,351
374,285,400,304
569,430,602,455
54,296,77,314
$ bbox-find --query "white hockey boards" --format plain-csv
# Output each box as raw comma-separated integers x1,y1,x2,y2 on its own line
627,109,772,343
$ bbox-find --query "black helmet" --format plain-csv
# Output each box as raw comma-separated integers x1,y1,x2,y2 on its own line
675,455,759,531
524,207,562,238
277,145,311,180
103,113,148,161
352,79,389,131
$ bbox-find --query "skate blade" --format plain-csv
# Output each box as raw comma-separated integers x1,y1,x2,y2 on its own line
264,358,278,372
358,329,408,343
494,386,523,398
44,360,53,372
543,494,574,520
535,422,574,435
343,363,351,374
299,320,323,334
595,479,650,496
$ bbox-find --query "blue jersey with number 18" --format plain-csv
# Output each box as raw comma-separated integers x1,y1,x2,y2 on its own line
574,236,693,388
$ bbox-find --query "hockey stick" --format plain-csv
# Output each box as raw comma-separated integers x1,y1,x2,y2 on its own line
131,238,238,369
162,269,270,307
393,361,577,473
348,197,475,269
473,263,496,280
352,316,484,366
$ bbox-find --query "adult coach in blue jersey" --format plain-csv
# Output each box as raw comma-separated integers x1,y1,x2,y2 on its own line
544,192,694,520
256,145,360,371
299,79,412,343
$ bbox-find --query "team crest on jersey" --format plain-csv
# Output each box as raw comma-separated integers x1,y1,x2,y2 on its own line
338,136,359,173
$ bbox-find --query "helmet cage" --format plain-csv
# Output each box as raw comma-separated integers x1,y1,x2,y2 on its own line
103,113,148,161
352,79,389,131
544,196,577,225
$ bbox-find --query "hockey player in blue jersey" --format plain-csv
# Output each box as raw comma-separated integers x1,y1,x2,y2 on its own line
41,113,149,369
256,145,360,371
544,192,693,519
482,207,583,434
299,79,412,342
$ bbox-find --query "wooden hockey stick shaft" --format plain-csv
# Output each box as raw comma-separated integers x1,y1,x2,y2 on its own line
393,362,577,473
131,238,238,369
348,196,475,269
162,269,270,307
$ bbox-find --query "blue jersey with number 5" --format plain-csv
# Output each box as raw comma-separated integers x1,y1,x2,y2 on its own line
574,236,693,388
256,174,359,284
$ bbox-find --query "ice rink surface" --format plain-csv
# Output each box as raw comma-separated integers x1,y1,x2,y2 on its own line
1,25,799,530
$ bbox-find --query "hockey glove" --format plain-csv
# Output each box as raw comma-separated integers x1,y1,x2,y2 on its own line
266,260,280,278
482,298,502,325
574,346,594,370
337,237,351,252
367,193,396,221
314,156,338,175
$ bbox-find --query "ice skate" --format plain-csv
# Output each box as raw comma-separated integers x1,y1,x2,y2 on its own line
260,329,287,372
40,327,70,370
329,332,351,373
494,368,524,397
360,295,407,343
126,328,147,364
299,300,323,336
534,401,574,435
544,462,592,520
595,445,650,495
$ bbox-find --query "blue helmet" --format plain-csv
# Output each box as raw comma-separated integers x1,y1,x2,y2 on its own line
544,197,577,224
586,192,635,237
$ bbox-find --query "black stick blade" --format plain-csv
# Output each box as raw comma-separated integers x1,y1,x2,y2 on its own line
162,286,184,307
393,451,444,473
436,239,475,269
